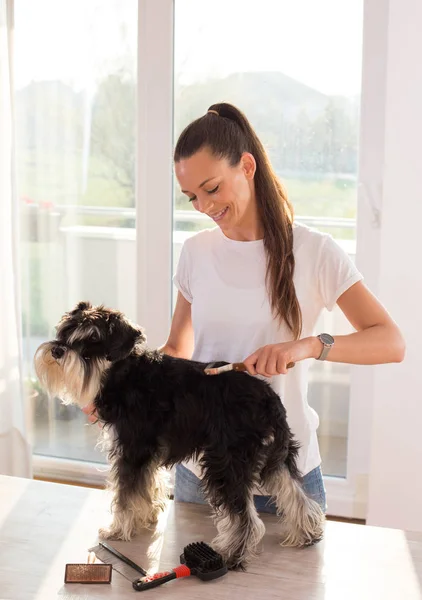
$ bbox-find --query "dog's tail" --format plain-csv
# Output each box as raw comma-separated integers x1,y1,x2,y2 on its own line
260,405,325,547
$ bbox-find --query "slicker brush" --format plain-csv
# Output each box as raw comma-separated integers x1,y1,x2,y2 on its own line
204,361,295,375
132,541,228,591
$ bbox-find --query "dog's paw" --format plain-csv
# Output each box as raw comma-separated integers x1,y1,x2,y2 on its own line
279,521,325,548
215,548,247,571
137,502,165,529
145,516,159,528
148,503,165,523
136,514,159,531
98,526,117,540
225,556,247,571
98,526,131,541
211,539,248,571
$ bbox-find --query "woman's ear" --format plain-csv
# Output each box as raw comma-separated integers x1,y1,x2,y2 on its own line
241,152,256,180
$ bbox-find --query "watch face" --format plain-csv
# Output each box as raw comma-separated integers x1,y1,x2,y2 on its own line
319,333,334,345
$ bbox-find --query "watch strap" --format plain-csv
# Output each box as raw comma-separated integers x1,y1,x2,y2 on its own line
317,344,331,361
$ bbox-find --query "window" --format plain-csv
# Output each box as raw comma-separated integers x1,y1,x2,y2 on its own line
173,0,363,477
15,0,137,468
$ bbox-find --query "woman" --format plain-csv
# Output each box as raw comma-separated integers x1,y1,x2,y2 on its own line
160,102,405,513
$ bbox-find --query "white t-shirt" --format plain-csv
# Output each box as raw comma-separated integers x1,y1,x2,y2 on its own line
173,222,363,480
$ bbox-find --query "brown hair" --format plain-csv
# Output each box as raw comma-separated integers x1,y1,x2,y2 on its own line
174,102,302,339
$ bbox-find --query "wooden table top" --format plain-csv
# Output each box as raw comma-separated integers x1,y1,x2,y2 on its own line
0,475,421,600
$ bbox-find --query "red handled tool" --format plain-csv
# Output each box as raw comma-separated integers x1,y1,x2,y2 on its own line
132,541,227,591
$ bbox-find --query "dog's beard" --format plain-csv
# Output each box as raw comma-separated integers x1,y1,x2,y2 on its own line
34,342,109,408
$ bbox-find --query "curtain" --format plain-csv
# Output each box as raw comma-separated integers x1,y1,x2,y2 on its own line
0,0,31,477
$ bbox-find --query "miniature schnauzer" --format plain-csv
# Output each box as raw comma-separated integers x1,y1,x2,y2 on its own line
34,301,324,569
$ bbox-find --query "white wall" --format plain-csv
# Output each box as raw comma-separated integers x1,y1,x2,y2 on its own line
366,0,422,531
62,227,137,322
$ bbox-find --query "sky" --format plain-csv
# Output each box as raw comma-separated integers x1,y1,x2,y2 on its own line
14,0,363,96
175,0,363,95
14,0,136,91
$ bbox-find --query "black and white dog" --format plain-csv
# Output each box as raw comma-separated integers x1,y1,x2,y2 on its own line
34,301,324,569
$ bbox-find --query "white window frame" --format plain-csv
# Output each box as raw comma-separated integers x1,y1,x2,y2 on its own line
136,0,174,349
322,0,388,518
35,0,388,520
33,0,175,485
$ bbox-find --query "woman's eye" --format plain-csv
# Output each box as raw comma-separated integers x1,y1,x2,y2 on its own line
187,185,218,202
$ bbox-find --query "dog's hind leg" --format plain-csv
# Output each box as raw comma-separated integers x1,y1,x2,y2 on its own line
261,446,325,547
99,452,168,541
201,451,266,570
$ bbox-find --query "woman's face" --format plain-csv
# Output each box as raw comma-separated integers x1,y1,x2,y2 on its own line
175,147,259,240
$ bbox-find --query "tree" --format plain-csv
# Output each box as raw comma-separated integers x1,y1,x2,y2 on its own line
90,73,136,207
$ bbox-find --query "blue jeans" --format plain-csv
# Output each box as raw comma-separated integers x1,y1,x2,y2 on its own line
174,463,327,514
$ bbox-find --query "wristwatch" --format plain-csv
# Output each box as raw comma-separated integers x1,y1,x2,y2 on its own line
316,333,335,361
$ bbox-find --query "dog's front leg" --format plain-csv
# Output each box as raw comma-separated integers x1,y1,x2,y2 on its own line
99,453,168,541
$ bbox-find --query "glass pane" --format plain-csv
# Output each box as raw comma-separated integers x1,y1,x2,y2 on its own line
174,0,363,477
15,0,137,464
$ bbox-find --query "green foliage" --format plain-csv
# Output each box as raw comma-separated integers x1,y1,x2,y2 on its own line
89,74,136,207
16,70,359,337
175,72,359,178
21,245,50,337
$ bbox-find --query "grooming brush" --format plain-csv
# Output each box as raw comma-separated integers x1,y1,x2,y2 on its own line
132,541,228,591
64,551,112,584
89,541,147,581
204,361,295,375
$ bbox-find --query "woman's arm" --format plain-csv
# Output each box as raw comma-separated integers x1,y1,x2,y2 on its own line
158,291,194,359
243,281,405,376
308,280,405,364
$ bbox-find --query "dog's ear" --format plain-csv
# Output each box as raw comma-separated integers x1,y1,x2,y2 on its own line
75,301,92,312
106,315,146,362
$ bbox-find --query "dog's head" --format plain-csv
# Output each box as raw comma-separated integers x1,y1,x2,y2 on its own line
54,301,146,363
34,301,146,407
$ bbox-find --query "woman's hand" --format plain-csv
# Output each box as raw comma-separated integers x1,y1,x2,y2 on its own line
243,337,321,377
81,403,101,426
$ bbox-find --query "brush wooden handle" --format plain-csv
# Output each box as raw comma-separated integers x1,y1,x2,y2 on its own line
204,361,295,375
231,362,248,372
233,361,296,371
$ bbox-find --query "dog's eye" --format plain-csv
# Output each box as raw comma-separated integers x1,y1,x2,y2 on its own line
91,331,100,342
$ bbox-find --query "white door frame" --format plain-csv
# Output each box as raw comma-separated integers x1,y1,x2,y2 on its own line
323,0,388,518
35,0,389,517
137,0,389,519
33,0,175,485
136,0,174,349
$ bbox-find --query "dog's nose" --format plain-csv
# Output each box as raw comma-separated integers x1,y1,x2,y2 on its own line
51,345,65,359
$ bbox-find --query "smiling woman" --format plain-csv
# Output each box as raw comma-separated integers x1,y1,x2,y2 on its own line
166,101,404,516
172,0,365,490
176,149,262,238
174,103,301,340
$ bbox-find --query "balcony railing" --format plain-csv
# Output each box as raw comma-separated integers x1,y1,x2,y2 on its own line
23,204,356,478
24,202,356,229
